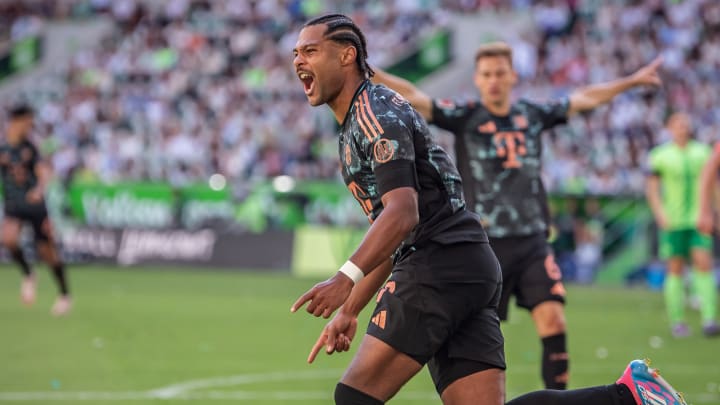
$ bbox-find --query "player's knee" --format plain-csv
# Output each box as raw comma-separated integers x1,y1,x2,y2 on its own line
334,383,384,405
533,303,566,334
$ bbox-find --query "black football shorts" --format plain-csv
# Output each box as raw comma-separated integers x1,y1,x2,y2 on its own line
366,241,506,394
4,202,52,242
489,232,566,321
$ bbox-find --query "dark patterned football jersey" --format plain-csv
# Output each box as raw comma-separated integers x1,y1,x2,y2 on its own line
339,80,487,250
431,98,569,238
0,139,41,210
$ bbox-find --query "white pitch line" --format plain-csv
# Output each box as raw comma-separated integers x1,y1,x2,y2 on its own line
1,367,718,402
149,369,343,398
0,370,345,402
0,391,435,402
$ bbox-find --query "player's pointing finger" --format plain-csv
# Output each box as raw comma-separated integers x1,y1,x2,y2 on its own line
307,332,327,364
291,289,314,313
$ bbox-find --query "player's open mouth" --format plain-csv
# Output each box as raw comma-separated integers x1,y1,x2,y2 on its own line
298,71,315,95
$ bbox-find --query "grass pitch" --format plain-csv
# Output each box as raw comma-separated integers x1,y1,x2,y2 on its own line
0,266,718,404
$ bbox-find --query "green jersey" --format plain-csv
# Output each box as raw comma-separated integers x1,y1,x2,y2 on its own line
648,140,711,229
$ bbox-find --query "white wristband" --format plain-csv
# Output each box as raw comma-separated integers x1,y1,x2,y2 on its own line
339,260,364,284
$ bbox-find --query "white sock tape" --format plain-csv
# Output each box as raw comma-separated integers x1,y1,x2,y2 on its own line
338,260,364,284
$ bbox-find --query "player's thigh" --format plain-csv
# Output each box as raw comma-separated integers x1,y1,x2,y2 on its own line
440,368,505,405
427,302,505,396
690,231,713,271
515,253,565,318
340,334,423,402
1,216,22,247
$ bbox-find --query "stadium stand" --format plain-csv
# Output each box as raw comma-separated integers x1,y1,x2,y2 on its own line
4,1,720,197
1,0,447,191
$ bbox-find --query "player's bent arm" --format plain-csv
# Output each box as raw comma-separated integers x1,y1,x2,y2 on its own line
290,187,417,318
371,69,433,121
26,160,52,203
645,175,666,228
348,186,419,277
34,160,51,191
567,57,662,117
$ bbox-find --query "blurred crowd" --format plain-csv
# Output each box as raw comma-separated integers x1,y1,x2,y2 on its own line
2,0,720,199
1,0,447,193
512,0,720,195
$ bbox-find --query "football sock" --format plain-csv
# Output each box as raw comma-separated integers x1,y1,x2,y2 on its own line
51,263,69,296
542,333,568,389
506,383,635,405
693,270,717,324
664,274,685,325
9,247,32,276
335,383,383,405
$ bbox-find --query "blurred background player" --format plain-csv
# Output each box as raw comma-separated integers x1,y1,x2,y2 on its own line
646,112,718,338
1,105,71,316
372,42,662,389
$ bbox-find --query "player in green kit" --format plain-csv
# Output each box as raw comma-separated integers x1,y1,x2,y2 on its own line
646,112,719,338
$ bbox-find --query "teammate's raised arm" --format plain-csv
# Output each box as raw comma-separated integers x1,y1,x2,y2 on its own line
567,57,663,116
371,68,432,120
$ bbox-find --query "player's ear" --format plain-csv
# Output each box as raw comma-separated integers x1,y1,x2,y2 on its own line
339,45,357,68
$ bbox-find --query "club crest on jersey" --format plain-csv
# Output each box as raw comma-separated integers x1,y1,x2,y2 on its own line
513,115,528,129
344,144,352,165
373,138,395,163
478,121,497,133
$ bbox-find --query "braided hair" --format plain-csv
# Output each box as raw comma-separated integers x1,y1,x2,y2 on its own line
303,14,375,78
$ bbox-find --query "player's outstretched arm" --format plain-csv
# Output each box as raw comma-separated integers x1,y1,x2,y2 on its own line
567,57,663,116
307,259,393,364
291,187,418,319
698,147,720,233
371,68,433,121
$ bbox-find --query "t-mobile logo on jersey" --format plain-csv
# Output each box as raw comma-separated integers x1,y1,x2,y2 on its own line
493,131,527,168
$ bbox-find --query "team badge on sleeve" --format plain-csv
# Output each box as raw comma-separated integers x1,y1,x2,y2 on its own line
373,138,395,163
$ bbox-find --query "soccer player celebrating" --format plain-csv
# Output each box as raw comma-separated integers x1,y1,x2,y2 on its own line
372,42,662,389
651,112,720,338
2,105,71,316
290,13,685,405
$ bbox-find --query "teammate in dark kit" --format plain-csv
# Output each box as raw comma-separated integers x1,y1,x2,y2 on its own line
289,14,684,405
2,105,71,316
372,41,662,390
